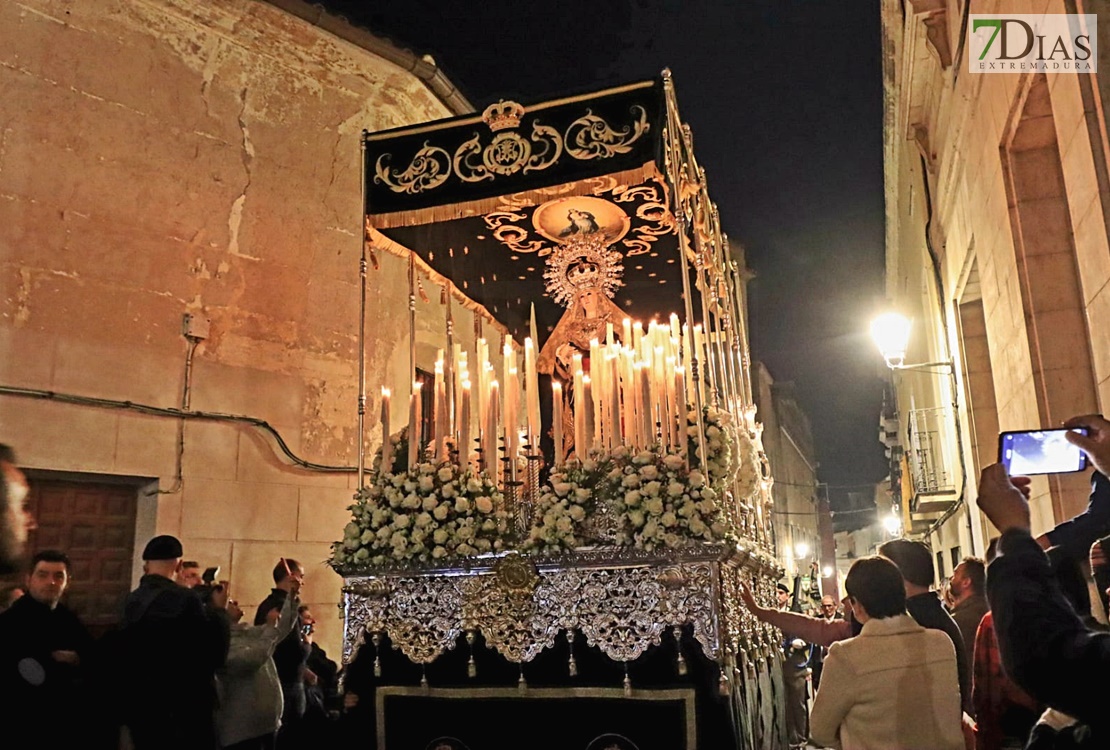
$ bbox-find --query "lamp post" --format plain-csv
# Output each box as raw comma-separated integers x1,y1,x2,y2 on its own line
870,311,974,552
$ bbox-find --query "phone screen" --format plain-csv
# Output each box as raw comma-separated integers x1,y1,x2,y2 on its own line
999,428,1088,475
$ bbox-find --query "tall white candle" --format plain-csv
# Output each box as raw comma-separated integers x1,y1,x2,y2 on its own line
552,381,564,468
380,387,391,474
408,381,422,469
524,337,540,449
487,380,500,479
583,375,595,453
674,366,687,457
460,381,471,470
433,355,446,462
609,352,621,450
639,365,653,447
573,354,584,459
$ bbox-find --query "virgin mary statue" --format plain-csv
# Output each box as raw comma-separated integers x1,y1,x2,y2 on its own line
537,240,626,460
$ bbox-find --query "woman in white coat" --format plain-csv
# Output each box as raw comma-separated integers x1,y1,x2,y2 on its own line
215,593,298,749
810,555,964,750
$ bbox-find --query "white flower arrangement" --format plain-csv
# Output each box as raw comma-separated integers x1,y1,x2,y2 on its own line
525,451,621,552
331,461,510,567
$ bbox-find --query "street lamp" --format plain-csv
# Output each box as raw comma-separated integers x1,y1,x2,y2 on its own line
822,565,834,578
883,512,902,536
794,542,810,560
870,312,953,371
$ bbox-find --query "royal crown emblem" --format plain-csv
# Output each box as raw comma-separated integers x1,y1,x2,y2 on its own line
482,99,526,132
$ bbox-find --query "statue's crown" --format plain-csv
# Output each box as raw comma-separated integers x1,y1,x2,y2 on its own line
482,100,526,132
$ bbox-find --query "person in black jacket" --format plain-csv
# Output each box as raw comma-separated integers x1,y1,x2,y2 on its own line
118,535,229,750
978,414,1110,744
0,549,93,746
878,537,971,713
255,558,309,748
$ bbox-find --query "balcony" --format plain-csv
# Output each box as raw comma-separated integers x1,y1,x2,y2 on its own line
906,406,958,516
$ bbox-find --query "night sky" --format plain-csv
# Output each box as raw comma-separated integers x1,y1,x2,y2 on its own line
321,0,889,512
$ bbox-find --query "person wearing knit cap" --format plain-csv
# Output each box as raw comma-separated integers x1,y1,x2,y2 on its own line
115,534,230,750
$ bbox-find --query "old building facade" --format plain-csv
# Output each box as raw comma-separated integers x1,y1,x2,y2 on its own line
881,0,1108,577
0,0,481,652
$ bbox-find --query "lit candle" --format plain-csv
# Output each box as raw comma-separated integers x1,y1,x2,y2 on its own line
460,380,471,470
433,355,446,462
552,381,564,468
525,337,540,449
639,364,653,447
573,357,585,459
669,313,681,345
487,380,500,479
609,352,621,449
606,322,615,347
674,366,687,457
380,387,391,474
622,318,632,348
633,320,644,354
665,355,677,450
408,381,422,469
583,375,595,452
693,324,706,402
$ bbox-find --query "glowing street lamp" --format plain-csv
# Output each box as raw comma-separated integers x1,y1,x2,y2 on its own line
794,542,810,560
822,565,834,578
883,513,903,536
870,312,912,368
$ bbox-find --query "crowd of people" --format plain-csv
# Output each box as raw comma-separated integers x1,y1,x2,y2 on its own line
0,445,342,749
4,406,1110,750
741,413,1110,749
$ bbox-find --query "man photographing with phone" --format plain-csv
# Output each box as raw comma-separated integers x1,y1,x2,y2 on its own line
978,413,1110,745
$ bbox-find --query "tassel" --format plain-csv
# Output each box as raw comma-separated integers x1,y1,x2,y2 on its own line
421,666,429,690
418,279,429,303
623,665,632,697
371,632,382,678
518,667,527,693
368,247,380,270
673,625,687,676
566,629,578,677
466,630,477,678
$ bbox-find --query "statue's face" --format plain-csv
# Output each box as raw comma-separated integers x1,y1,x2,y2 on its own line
578,288,599,316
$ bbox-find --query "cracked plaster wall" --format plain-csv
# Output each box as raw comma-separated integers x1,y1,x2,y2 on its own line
0,0,477,649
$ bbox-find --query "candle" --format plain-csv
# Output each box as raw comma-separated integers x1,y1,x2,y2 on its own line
552,381,564,468
525,337,540,449
433,355,446,462
665,355,677,450
460,381,471,470
693,324,706,402
633,320,644,354
487,380,500,479
675,366,687,457
609,352,621,449
583,375,595,453
669,313,681,345
639,365,653,447
380,387,392,474
622,318,632,348
573,359,585,459
606,322,615,347
408,381,422,469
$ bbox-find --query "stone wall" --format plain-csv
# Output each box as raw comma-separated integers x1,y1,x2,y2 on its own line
882,0,1109,551
0,0,473,655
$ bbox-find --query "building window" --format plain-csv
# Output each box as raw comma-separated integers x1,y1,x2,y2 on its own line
936,550,946,579
950,546,962,570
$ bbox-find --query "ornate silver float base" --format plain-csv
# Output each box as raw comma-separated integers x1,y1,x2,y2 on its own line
338,543,785,681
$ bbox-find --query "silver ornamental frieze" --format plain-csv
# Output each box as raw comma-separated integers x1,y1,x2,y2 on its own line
339,546,782,668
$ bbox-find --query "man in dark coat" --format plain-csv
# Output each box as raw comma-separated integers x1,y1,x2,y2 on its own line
0,549,93,745
119,534,229,750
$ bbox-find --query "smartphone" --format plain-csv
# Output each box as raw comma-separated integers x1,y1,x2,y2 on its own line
202,566,220,584
998,428,1088,475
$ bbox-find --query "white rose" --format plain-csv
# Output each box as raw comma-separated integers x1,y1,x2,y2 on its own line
628,510,646,527
402,493,421,509
457,543,475,556
390,531,406,547
667,482,685,497
393,514,411,529
643,481,662,497
690,518,708,536
645,498,664,515
663,454,684,471
553,482,573,497
643,520,660,538
476,538,492,552
432,545,448,559
360,529,375,545
423,496,439,512
711,521,726,536
635,450,655,465
433,504,449,521
639,465,659,480
418,462,435,474
344,522,360,538
467,477,483,493
475,496,494,514
415,512,433,528
418,476,435,492
376,526,391,540
624,490,642,507
403,481,417,493
433,528,449,544
688,471,705,488
438,467,454,482
569,505,586,522
354,548,370,561
575,488,591,502
441,484,456,499
661,511,677,528
663,533,681,548
556,516,573,533
454,497,470,513
622,474,641,488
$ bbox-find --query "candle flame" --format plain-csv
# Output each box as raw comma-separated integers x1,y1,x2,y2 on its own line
381,386,390,397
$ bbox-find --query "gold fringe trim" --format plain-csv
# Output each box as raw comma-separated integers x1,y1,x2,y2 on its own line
368,162,663,229
365,225,510,337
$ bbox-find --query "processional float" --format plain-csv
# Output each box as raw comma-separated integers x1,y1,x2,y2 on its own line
334,72,788,749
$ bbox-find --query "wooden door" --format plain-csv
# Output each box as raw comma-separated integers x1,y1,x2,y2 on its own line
5,479,138,637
